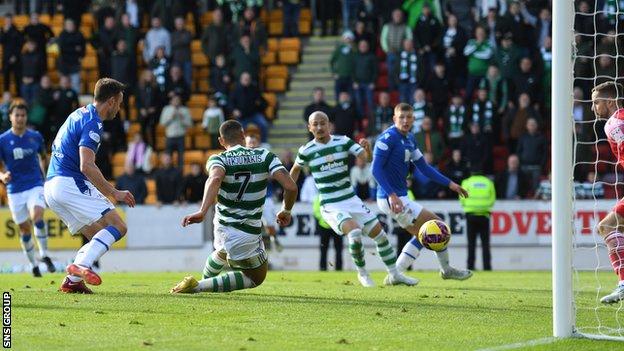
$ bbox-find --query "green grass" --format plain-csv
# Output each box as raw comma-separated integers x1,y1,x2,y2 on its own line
5,271,624,350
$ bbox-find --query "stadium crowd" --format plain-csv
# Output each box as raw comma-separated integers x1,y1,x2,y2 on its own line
0,0,615,205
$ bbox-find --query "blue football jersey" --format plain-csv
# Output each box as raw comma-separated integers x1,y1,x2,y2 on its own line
372,126,423,198
47,104,103,190
0,129,45,193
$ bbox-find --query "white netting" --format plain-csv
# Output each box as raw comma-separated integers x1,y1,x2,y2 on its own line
572,0,624,340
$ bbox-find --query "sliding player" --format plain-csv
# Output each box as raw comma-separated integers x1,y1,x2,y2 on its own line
289,111,417,287
45,78,135,294
171,120,298,293
592,81,624,303
0,101,55,276
372,103,472,280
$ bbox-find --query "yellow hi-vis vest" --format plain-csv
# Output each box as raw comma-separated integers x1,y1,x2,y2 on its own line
460,175,496,216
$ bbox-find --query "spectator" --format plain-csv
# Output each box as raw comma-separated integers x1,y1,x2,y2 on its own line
446,95,467,148
209,54,232,109
411,88,430,133
575,1,594,36
182,163,208,203
356,0,377,32
92,15,117,78
201,8,230,63
281,0,301,37
403,0,442,29
516,118,547,193
159,94,193,169
513,57,540,104
353,40,377,118
24,12,54,74
579,171,604,200
495,33,521,81
331,91,360,137
150,0,180,32
478,7,503,49
415,116,445,164
463,26,494,100
53,75,79,132
411,152,446,199
414,3,441,73
154,153,183,205
20,39,43,106
477,1,507,19
149,46,170,97
57,19,85,93
495,154,530,199
1,14,25,93
445,149,469,193
316,0,340,36
573,87,592,141
229,72,269,142
371,91,393,136
233,7,267,52
461,122,492,173
165,65,191,104
534,172,551,200
444,0,473,33
202,96,225,149
116,163,148,205
121,0,142,28
381,9,412,91
330,31,356,101
342,0,362,31
350,156,373,200
426,63,451,121
354,20,375,52
396,38,421,105
171,16,193,85
470,87,495,135
539,36,552,112
33,75,57,143
482,65,509,117
535,8,551,49
111,39,133,90
115,13,139,73
0,92,10,133
303,87,333,123
441,14,468,92
231,34,260,82
143,17,171,64
126,133,154,174
61,0,89,27
503,93,540,151
498,1,533,55
136,70,162,148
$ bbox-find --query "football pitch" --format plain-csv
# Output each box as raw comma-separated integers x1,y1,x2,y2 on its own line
5,271,624,350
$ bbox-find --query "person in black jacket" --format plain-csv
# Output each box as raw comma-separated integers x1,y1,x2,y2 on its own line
136,70,163,148
165,65,190,104
229,72,269,141
513,57,541,105
182,163,208,203
116,163,147,205
53,75,79,130
440,14,468,92
516,118,547,194
303,87,333,139
426,62,451,120
24,13,54,74
0,14,25,93
460,122,492,174
35,75,57,145
495,154,531,199
331,91,360,137
414,3,441,75
20,40,43,106
92,15,117,78
444,149,469,199
57,19,85,93
154,153,183,205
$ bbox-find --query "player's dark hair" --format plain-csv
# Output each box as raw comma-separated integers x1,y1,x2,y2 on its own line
8,100,28,114
394,103,413,115
94,78,125,103
219,120,244,144
593,81,624,100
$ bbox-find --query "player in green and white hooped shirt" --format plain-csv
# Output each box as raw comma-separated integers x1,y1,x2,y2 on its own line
290,111,418,287
170,120,298,294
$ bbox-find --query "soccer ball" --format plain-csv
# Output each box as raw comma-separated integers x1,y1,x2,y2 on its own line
418,220,451,252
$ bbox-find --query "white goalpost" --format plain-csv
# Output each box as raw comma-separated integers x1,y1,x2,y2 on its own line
555,0,624,341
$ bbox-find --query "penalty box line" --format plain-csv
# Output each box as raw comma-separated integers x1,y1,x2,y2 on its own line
476,337,558,351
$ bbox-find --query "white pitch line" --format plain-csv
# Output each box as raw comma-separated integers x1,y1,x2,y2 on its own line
476,337,558,351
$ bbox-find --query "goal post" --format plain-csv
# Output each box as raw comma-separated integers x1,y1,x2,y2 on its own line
551,0,575,339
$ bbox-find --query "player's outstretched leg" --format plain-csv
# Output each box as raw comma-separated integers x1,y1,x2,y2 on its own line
19,232,40,277
202,251,227,279
396,237,422,272
601,231,624,303
347,229,374,287
172,262,267,294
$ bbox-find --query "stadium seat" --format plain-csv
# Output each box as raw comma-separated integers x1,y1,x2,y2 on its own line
299,20,312,35
263,93,277,108
13,15,28,29
185,150,205,165
262,51,277,65
265,78,287,92
279,38,301,52
192,53,209,67
112,166,125,178
194,134,212,150
190,107,205,122
267,38,279,52
191,40,202,53
279,51,300,65
269,9,283,21
201,11,213,26
82,56,97,70
189,94,208,108
112,152,127,167
265,65,289,79
198,80,210,93
269,22,283,36
39,14,51,25
265,105,275,120
156,136,166,151
0,185,7,206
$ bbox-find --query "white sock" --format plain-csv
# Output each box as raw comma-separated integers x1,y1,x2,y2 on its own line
347,229,367,275
436,249,452,272
372,231,398,275
20,234,36,268
397,238,422,272
195,271,256,292
34,220,48,257
74,227,118,268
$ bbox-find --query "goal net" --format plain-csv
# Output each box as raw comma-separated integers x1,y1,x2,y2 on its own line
563,0,624,341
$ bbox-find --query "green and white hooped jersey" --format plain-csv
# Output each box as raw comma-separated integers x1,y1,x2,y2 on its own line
295,135,364,206
207,145,285,235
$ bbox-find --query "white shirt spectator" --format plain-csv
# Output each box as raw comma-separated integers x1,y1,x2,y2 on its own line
144,26,171,63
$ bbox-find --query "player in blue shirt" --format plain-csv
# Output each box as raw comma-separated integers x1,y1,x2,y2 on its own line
0,101,55,277
44,78,135,294
372,103,473,281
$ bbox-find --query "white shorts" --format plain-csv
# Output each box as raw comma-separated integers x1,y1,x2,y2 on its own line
213,221,267,269
44,176,115,235
320,195,379,235
7,186,45,224
262,198,277,229
377,196,424,229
